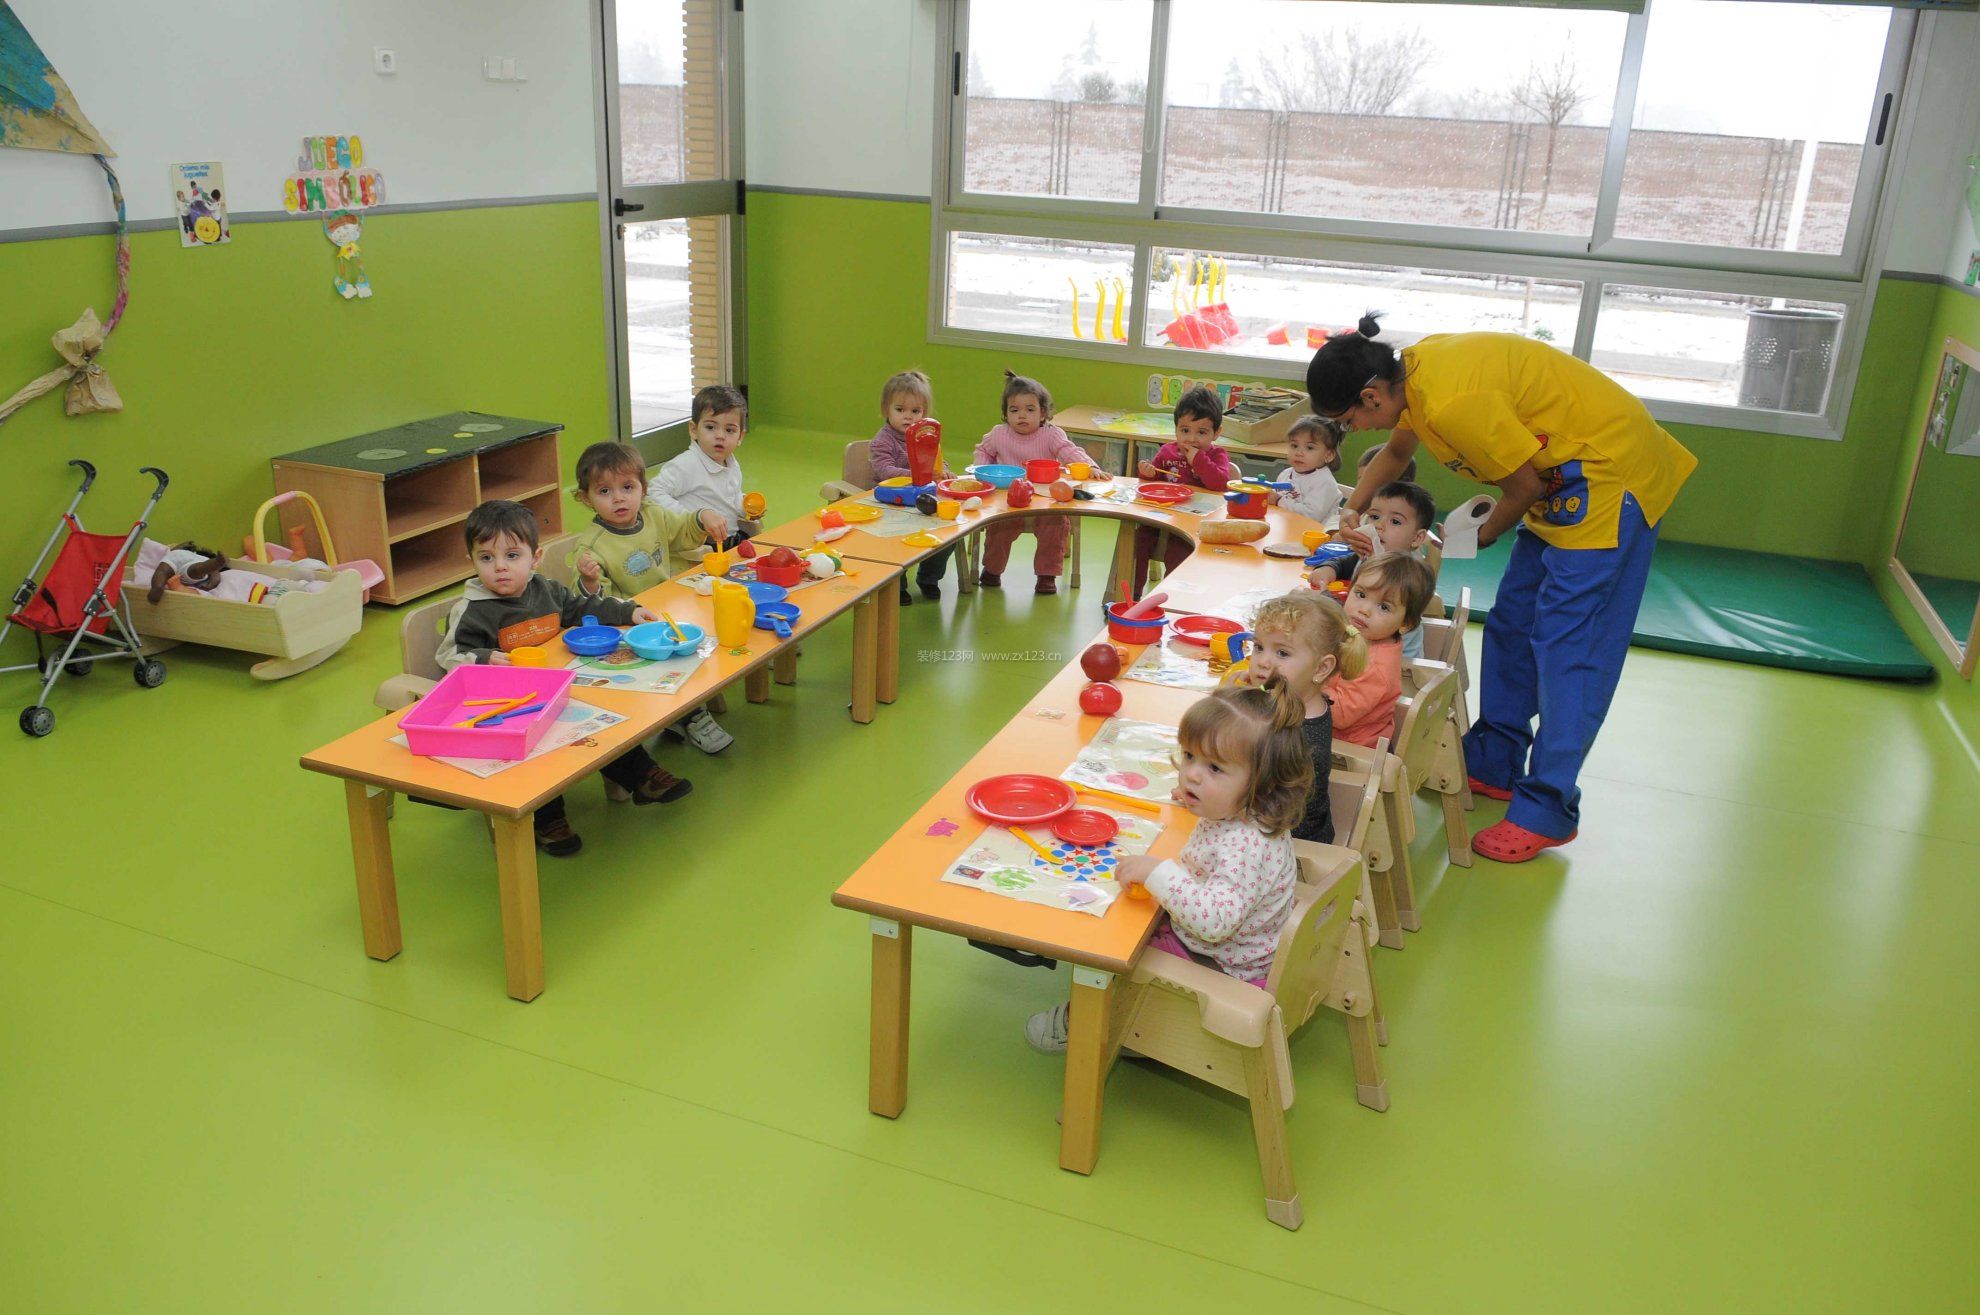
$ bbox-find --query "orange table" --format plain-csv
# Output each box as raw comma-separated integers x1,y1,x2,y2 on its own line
831,644,1206,1174
300,560,901,1001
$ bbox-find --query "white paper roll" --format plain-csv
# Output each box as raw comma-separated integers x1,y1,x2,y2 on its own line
1439,494,1497,560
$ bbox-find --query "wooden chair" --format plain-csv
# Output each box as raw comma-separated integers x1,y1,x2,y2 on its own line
1329,739,1413,949
1407,586,1473,808
821,440,983,592
1327,742,1399,960
1104,841,1387,1231
1388,659,1472,885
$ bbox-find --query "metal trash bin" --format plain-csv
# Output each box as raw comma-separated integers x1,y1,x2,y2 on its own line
1739,308,1842,414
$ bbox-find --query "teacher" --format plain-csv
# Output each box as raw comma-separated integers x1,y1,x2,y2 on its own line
1308,316,1696,863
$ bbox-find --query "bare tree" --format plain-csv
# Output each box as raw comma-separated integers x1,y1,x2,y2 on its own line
1253,28,1431,116
1509,47,1589,221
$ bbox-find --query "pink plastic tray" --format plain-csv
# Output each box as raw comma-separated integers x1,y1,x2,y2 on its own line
399,665,575,760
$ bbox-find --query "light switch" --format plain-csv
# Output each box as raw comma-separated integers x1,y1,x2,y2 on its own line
373,47,397,75
500,57,516,80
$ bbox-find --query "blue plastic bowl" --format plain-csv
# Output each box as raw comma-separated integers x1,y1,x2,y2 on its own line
754,601,801,638
562,615,624,657
969,464,1024,488
744,582,789,606
624,620,704,660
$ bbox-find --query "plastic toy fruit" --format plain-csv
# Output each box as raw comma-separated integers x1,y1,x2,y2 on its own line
819,509,846,529
1049,479,1075,503
916,492,938,516
1007,478,1034,508
735,539,758,559
1079,682,1123,716
1080,642,1123,682
764,545,802,569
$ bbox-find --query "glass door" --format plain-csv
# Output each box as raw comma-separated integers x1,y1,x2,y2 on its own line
600,0,744,443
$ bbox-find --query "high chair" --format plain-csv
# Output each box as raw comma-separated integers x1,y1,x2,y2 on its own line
1328,742,1399,960
1407,586,1473,808
1103,840,1386,1231
1329,739,1412,949
820,441,984,591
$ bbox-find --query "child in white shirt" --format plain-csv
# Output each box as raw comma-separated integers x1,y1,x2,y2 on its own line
1024,680,1313,1052
648,385,754,547
1272,416,1345,527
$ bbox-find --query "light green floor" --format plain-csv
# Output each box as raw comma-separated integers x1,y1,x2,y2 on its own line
4,437,1976,1313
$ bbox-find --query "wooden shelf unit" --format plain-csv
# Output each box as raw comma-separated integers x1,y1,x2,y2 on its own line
270,414,566,605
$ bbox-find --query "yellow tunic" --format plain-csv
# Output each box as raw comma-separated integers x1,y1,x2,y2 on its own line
1400,333,1697,550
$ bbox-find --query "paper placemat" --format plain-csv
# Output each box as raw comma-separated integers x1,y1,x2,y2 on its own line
938,805,1162,917
1060,717,1180,803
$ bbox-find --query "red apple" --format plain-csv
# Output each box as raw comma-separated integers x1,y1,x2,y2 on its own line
1079,682,1123,717
765,546,802,569
1049,479,1075,503
1080,642,1123,682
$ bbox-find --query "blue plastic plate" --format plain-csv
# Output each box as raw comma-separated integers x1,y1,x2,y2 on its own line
563,615,624,656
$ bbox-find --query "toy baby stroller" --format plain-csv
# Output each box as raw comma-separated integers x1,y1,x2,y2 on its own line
3,461,170,736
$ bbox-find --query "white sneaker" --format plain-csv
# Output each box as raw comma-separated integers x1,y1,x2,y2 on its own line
1024,1001,1070,1053
681,706,733,754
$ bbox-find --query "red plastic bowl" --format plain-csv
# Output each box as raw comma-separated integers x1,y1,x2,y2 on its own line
1170,614,1245,647
1135,482,1192,506
752,560,805,587
1051,808,1119,847
937,477,992,502
1025,459,1063,485
964,773,1076,826
1105,601,1168,646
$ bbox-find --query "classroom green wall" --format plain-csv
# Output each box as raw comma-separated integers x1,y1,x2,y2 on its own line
745,191,1939,564
0,201,609,661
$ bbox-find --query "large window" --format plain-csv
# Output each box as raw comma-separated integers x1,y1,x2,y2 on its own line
936,0,1915,436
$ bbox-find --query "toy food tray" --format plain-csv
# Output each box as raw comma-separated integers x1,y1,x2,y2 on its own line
875,480,937,506
400,665,576,760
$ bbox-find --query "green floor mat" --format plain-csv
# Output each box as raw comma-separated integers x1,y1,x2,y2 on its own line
1436,538,1934,682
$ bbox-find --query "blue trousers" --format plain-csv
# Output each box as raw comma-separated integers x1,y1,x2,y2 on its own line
1462,495,1658,839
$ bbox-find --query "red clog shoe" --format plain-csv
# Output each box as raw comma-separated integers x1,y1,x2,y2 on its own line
1471,820,1576,863
1467,775,1513,802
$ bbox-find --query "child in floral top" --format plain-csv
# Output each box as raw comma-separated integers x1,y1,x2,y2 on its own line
1025,680,1313,1051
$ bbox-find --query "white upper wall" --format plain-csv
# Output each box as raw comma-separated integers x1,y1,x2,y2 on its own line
744,0,937,197
2,0,599,233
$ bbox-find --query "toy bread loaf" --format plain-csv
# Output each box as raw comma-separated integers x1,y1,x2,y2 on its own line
1198,519,1269,545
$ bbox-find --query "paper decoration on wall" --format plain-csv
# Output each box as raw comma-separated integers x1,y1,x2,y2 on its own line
171,162,229,247
281,135,384,214
0,3,129,425
325,213,372,299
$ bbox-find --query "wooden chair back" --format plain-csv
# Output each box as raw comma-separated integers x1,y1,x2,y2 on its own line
1263,846,1363,1036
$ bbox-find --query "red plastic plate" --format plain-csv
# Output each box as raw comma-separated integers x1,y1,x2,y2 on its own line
1170,614,1245,647
1050,808,1120,847
1135,482,1192,506
964,774,1076,826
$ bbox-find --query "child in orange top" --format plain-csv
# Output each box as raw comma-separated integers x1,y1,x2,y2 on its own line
1132,385,1232,597
1326,552,1437,749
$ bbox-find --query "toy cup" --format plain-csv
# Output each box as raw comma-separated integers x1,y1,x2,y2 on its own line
936,499,960,520
742,492,766,520
1068,461,1092,480
1301,529,1329,551
712,581,754,648
509,646,550,668
703,547,730,577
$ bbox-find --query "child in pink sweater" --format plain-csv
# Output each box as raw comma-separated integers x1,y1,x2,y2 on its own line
1132,384,1233,597
972,370,1093,595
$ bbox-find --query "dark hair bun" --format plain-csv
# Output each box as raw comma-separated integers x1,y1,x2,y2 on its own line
1357,312,1383,339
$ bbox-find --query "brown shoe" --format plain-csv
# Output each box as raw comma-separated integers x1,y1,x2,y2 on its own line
633,766,693,805
535,817,583,856
978,571,1002,589
1035,576,1058,595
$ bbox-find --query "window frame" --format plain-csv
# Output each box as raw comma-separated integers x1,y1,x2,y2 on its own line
930,0,1918,441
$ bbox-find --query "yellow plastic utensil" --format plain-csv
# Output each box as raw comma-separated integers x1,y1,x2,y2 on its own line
659,610,686,642
1075,785,1163,815
1009,826,1060,865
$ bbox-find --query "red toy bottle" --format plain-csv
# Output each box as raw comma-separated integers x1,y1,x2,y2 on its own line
904,418,943,487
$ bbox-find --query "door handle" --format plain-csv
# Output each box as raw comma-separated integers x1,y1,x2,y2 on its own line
613,198,645,217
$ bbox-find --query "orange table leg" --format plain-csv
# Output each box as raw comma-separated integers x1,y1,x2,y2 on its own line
1060,966,1116,1173
876,583,900,705
345,781,401,961
850,593,878,724
490,812,545,1002
868,917,911,1118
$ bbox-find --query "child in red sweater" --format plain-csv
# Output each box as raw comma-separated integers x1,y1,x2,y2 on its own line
1132,385,1233,598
